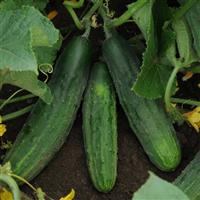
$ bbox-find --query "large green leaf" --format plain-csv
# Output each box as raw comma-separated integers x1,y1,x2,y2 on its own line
0,6,60,104
132,0,172,99
132,172,190,200
178,0,200,59
0,0,49,11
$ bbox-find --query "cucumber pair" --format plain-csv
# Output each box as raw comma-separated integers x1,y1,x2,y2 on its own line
3,30,181,193
84,32,181,192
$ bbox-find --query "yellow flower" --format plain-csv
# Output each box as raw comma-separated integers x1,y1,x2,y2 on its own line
0,188,13,200
0,124,6,137
0,115,6,137
183,107,200,132
47,10,58,20
59,189,75,200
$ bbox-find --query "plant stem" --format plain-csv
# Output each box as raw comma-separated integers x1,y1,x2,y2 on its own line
10,174,36,192
0,174,21,200
0,94,35,105
98,6,112,38
11,174,55,200
109,0,148,27
171,98,200,107
82,0,102,22
0,89,23,110
82,22,91,38
173,0,198,21
165,67,180,112
2,105,33,122
65,6,83,30
63,0,84,9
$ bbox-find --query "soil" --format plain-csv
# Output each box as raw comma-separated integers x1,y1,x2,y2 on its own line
0,0,200,200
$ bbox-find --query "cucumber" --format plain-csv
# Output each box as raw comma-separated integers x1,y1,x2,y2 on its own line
83,62,117,192
102,31,181,171
174,150,200,200
3,36,91,181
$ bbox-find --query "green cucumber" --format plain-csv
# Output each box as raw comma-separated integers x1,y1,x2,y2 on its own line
174,150,200,200
102,31,181,171
3,36,91,181
83,62,117,192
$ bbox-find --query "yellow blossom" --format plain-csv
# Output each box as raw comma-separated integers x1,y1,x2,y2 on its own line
0,115,6,137
183,107,200,132
47,10,58,20
0,188,13,200
0,124,6,137
59,189,75,200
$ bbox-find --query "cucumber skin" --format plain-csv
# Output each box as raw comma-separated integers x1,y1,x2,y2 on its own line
4,36,91,181
102,33,181,171
174,151,200,200
83,62,117,192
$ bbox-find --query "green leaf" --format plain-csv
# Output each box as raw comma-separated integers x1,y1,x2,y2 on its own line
0,6,60,103
132,172,190,200
0,0,49,11
132,0,172,99
132,0,155,41
1,71,53,104
134,64,173,98
159,28,177,66
178,0,200,59
34,35,62,70
172,18,198,66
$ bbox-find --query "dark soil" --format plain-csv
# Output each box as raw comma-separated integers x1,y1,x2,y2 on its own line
0,0,200,199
